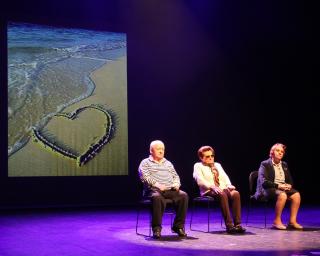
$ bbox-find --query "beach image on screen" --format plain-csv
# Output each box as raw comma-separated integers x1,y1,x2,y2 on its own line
8,22,128,176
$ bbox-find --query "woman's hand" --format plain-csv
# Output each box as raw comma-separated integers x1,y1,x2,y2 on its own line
227,185,236,191
278,183,291,191
211,186,223,194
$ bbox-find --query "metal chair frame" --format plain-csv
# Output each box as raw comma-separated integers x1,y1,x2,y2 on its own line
136,197,174,236
245,170,272,228
190,195,223,232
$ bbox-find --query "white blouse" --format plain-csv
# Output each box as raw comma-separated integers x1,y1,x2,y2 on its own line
193,162,232,196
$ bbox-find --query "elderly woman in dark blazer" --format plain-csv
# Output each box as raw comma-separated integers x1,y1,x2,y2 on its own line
255,143,303,230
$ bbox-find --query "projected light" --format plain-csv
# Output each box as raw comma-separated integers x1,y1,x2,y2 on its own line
8,22,128,176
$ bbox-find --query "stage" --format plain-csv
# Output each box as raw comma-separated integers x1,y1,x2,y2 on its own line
1,205,319,256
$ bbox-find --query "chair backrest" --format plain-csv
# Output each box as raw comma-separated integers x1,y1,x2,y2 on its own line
193,178,200,196
192,178,207,197
192,178,215,201
137,180,150,199
248,171,259,196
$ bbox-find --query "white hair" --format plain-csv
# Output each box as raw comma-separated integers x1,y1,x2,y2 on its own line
149,140,164,152
269,143,286,157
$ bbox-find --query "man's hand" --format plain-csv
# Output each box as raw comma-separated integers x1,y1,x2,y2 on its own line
154,183,167,191
172,185,180,191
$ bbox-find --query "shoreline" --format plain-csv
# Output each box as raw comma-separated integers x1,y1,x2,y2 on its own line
8,56,128,176
8,60,104,157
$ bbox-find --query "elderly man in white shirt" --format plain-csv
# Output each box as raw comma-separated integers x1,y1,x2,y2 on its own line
193,145,245,234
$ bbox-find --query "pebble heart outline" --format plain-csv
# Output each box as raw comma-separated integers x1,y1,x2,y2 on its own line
32,104,114,166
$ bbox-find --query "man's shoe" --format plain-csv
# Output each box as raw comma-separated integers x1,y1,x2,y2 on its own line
152,229,161,239
172,227,187,237
226,225,237,234
234,224,246,233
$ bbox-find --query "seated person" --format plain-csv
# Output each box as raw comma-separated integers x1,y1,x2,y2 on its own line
255,143,303,230
138,140,188,239
193,145,245,234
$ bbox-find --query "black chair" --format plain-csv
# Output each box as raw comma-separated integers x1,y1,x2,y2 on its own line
245,170,271,228
189,181,222,232
135,193,174,236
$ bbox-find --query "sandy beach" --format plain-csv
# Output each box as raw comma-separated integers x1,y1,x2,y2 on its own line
8,56,128,176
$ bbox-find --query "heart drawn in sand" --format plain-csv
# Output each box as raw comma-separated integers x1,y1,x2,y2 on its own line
32,104,114,166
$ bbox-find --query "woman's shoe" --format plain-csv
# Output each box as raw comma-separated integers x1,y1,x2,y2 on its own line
287,223,303,230
234,224,246,233
272,223,287,230
226,225,237,234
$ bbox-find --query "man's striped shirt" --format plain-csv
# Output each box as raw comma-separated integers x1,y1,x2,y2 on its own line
138,156,181,190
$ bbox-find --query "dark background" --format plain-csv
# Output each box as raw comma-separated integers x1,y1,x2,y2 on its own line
0,0,316,208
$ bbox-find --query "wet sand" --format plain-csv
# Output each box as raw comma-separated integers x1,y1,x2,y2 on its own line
8,57,128,176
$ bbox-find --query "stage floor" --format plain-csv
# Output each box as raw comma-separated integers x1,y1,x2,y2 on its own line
1,205,320,256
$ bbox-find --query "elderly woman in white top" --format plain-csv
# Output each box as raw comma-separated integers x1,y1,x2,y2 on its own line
193,145,245,234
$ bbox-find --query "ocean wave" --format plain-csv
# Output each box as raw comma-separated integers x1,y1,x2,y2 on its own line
8,67,98,157
8,46,59,55
8,22,126,157
8,135,31,156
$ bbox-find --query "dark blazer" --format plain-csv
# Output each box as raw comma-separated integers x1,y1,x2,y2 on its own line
254,158,294,199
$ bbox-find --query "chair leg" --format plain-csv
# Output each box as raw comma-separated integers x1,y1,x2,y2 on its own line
190,200,195,231
136,203,152,237
246,200,251,226
149,205,152,236
207,200,210,232
136,206,140,234
191,199,219,232
264,202,267,229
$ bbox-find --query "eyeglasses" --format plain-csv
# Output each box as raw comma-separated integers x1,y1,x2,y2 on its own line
204,155,214,159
